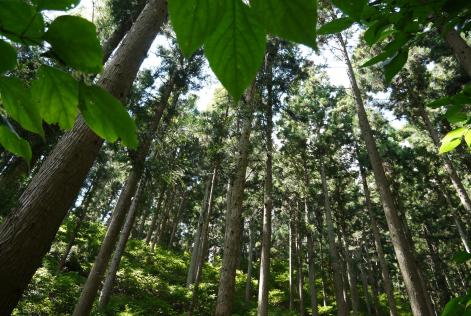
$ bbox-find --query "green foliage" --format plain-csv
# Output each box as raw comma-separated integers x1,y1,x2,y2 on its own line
44,15,103,73
168,0,317,100
79,85,138,149
317,18,354,35
384,49,409,83
0,0,137,162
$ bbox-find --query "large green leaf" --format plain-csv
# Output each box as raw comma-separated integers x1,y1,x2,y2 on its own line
445,104,467,124
0,0,45,43
45,15,103,73
79,84,137,148
0,76,44,137
439,138,461,154
332,0,367,20
252,0,316,48
204,0,266,100
35,0,80,11
317,17,354,35
384,49,408,83
361,51,391,68
453,251,471,264
169,0,225,57
0,123,32,161
0,39,17,74
31,65,79,129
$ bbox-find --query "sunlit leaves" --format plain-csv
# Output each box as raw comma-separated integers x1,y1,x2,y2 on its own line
318,18,354,35
252,0,316,48
0,40,17,74
0,0,45,43
169,0,225,56
45,16,103,73
439,127,467,154
31,65,79,129
0,77,44,137
79,84,138,149
0,123,32,161
169,0,317,100
204,0,266,100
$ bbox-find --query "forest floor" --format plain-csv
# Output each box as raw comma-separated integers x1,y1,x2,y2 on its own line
12,220,410,316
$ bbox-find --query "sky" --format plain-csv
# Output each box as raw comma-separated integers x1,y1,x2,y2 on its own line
69,0,405,129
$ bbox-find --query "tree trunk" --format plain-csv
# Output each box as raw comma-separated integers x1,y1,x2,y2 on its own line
358,160,399,316
187,175,212,286
418,105,471,214
320,162,348,316
72,71,174,316
359,262,372,315
307,232,318,316
257,57,274,314
341,236,359,316
0,1,168,312
145,186,166,244
214,84,256,316
169,195,185,247
443,28,471,78
337,34,432,316
151,190,171,252
296,204,305,316
98,179,146,308
289,217,296,311
245,223,255,302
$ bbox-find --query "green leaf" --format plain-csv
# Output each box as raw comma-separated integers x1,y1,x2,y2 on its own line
317,17,354,35
0,123,32,161
78,84,138,148
35,0,80,11
45,15,103,73
0,0,45,43
439,138,461,154
364,19,389,46
361,51,391,68
0,39,17,74
445,104,467,124
384,49,408,83
0,76,44,137
427,97,450,109
252,0,317,48
31,65,79,129
332,0,367,20
452,251,471,264
204,0,266,101
442,298,464,316
169,0,225,57
442,127,467,144
464,131,471,147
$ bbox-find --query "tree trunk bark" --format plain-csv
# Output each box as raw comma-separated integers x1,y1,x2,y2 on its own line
72,71,174,316
151,190,172,252
320,162,348,316
359,262,372,316
214,84,256,316
341,236,359,316
169,195,185,247
145,186,166,244
337,34,432,316
306,232,318,316
0,1,168,312
443,28,471,78
289,217,296,311
296,204,305,316
245,223,255,302
357,159,399,316
98,178,146,308
418,106,471,214
257,57,274,314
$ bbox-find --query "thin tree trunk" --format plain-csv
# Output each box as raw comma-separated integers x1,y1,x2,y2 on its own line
187,176,212,286
320,162,348,316
337,34,432,316
72,72,174,316
214,84,256,316
357,159,399,316
307,232,318,316
98,179,146,308
169,195,185,247
296,204,305,316
245,223,255,302
341,236,359,316
146,186,166,244
0,1,168,312
257,67,274,315
359,262,372,315
289,217,296,311
151,190,171,252
418,105,471,214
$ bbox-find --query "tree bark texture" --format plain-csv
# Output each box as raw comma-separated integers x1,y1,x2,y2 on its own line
214,84,256,316
337,34,432,316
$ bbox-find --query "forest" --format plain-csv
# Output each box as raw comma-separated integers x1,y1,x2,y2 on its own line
0,0,470,315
